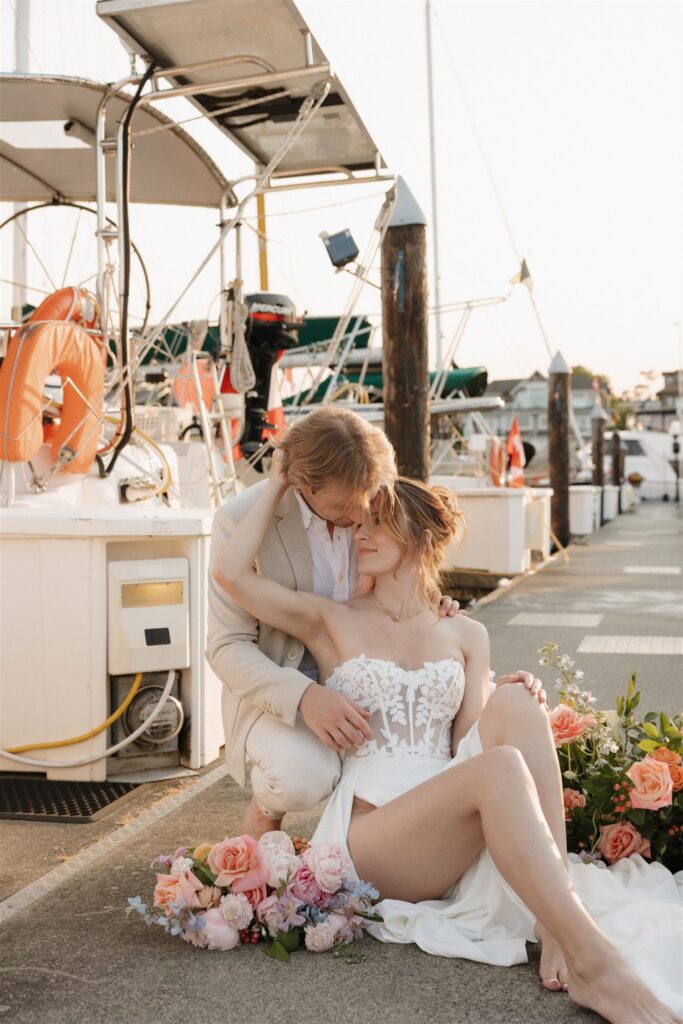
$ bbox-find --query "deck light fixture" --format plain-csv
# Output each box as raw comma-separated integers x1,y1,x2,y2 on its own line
320,228,359,269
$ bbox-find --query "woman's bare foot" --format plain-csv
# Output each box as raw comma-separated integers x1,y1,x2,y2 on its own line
567,943,681,1024
534,922,568,991
242,796,281,840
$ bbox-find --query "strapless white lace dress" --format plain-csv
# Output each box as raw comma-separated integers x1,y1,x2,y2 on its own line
311,655,683,1013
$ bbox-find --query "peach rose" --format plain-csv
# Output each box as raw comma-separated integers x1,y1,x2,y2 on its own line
562,788,586,821
196,884,222,909
652,747,683,792
626,756,673,810
597,821,651,864
207,834,267,890
153,871,204,916
548,703,596,747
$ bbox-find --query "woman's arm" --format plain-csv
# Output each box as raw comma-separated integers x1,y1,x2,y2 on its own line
451,618,493,756
211,455,329,649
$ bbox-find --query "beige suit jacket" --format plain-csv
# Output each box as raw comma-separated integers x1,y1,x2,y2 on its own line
206,481,315,787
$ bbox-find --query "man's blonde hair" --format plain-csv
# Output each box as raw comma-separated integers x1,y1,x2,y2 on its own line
278,406,396,508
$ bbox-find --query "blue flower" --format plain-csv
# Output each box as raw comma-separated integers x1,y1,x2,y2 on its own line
126,896,148,916
342,879,379,902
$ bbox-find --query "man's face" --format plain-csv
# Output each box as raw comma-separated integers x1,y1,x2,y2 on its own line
297,479,366,527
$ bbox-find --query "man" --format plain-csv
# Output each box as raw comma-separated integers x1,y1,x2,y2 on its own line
207,406,541,838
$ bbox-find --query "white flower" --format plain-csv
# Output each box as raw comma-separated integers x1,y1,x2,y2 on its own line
304,921,336,952
259,846,300,889
575,670,585,680
599,739,619,755
171,856,194,875
219,893,253,929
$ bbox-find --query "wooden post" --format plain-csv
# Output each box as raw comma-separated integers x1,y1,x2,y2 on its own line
591,401,608,525
381,177,430,480
548,350,571,547
611,429,622,513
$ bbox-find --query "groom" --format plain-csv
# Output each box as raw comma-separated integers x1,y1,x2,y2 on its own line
207,406,409,837
207,405,541,839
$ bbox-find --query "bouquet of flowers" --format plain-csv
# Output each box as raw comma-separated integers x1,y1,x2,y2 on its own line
126,831,382,960
539,643,683,872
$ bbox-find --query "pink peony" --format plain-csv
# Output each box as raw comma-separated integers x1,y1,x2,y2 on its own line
548,703,596,747
194,906,240,950
255,893,287,937
289,864,323,904
562,788,586,821
153,871,204,916
626,756,673,810
302,844,352,894
258,844,300,889
206,834,267,891
597,821,651,864
258,831,296,856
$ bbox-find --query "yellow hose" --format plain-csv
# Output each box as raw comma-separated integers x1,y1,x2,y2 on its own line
6,672,143,753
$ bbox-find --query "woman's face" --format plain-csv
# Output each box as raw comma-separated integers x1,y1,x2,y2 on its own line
353,515,406,577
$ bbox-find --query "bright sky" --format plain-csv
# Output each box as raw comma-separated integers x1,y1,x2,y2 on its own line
1,0,681,397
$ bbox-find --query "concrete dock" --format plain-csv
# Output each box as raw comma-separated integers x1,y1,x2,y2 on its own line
1,501,681,1024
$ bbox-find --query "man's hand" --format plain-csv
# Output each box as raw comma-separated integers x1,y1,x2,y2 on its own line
438,593,467,618
496,670,547,707
299,684,373,752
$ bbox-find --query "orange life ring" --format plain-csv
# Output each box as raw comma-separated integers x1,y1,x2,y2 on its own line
0,321,104,473
27,287,98,330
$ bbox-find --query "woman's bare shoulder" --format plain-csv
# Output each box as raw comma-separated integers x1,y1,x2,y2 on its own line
446,613,489,655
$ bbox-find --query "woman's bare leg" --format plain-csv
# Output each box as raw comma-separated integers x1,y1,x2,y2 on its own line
347,746,678,1024
478,684,569,991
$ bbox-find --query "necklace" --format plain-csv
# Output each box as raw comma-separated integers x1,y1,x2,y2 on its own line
371,591,424,623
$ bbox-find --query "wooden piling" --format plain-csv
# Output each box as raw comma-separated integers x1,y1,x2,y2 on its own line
548,351,571,547
381,178,430,480
611,429,622,513
591,402,608,525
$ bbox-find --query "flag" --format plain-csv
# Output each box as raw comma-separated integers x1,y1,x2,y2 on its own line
505,416,526,488
509,259,533,293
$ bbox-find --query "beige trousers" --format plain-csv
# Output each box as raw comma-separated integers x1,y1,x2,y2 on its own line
245,711,342,819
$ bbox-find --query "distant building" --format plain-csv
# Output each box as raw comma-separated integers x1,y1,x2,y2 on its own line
483,371,611,441
627,371,682,432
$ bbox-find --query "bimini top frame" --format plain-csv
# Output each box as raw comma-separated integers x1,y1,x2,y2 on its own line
96,0,389,188
0,74,230,207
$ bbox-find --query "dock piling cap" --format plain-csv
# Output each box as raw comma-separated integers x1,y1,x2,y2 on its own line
548,350,570,375
388,176,428,228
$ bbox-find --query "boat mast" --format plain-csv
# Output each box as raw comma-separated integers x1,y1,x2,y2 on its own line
12,0,29,321
425,0,443,369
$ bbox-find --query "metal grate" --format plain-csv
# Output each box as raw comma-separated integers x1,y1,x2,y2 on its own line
0,774,140,823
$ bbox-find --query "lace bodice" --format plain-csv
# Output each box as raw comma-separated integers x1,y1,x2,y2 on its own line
325,654,466,762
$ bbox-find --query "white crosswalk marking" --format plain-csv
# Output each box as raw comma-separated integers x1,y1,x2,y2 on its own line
509,613,603,627
577,635,683,655
623,566,681,575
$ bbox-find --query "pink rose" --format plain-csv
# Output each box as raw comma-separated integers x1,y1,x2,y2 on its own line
651,747,683,793
302,844,352,894
597,821,651,864
549,703,596,747
153,871,204,916
206,835,267,891
240,883,267,910
562,788,586,821
626,756,673,810
194,906,240,950
289,864,323,904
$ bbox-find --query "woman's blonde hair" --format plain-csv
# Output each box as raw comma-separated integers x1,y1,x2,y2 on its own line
372,477,466,609
278,406,396,509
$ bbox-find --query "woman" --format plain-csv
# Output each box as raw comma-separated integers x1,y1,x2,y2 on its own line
213,453,681,1024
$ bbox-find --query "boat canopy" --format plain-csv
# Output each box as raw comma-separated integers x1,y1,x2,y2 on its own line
0,74,229,206
96,0,387,181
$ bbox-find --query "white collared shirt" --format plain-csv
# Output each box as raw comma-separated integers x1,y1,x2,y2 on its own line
294,489,358,602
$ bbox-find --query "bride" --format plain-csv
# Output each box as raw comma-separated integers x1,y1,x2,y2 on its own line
213,451,681,1024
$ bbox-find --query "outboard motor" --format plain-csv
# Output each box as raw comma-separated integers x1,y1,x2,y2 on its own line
239,292,300,464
